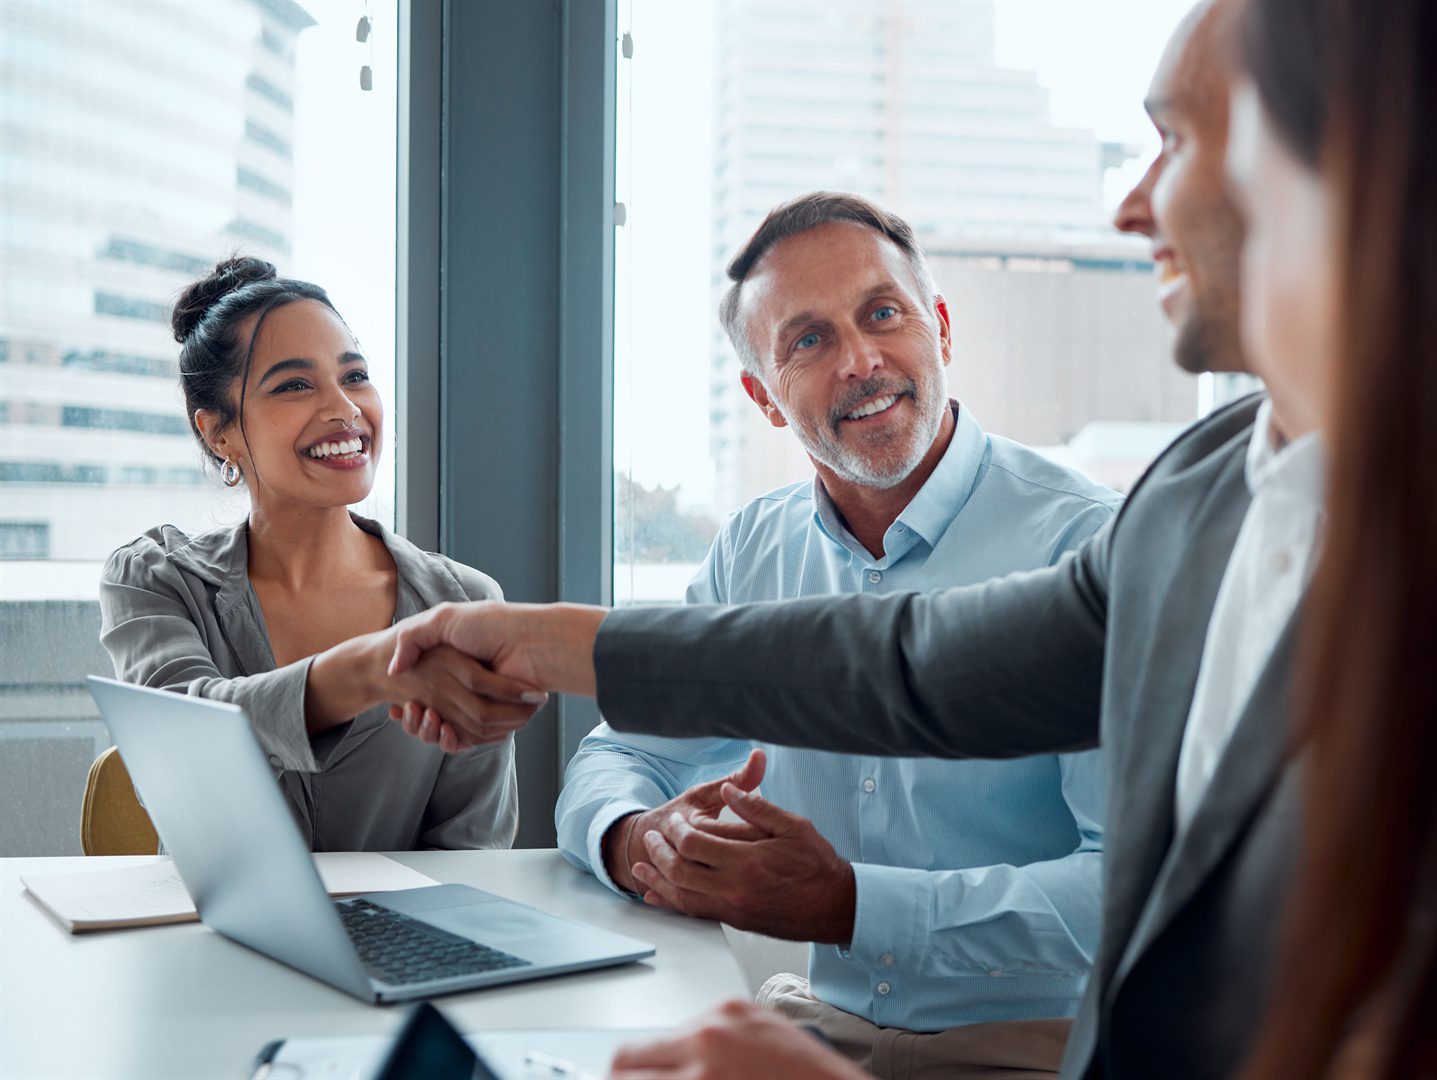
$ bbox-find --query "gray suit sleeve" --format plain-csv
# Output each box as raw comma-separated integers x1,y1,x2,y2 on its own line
98,538,321,772
595,520,1111,759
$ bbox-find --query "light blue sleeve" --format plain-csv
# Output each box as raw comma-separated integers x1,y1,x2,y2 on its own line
553,524,751,895
848,748,1105,977
849,491,1111,978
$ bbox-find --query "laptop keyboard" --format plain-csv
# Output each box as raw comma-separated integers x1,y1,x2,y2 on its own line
337,898,532,986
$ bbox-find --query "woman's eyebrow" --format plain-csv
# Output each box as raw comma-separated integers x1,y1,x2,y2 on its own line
257,357,314,386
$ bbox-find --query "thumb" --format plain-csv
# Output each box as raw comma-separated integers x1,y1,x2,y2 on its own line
729,747,766,793
388,608,448,676
720,783,792,836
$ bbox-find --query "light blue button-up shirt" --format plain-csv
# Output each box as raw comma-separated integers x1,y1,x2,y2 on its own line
557,404,1119,1031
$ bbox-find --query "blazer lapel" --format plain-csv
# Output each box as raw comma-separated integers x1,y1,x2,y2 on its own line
1119,611,1300,979
1099,441,1254,986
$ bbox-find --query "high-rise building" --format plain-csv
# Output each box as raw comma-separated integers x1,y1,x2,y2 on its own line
0,0,315,855
707,0,1197,508
0,0,314,562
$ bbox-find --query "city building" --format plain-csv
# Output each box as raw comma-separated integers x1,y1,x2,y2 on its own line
0,0,313,564
0,0,314,854
706,0,1200,508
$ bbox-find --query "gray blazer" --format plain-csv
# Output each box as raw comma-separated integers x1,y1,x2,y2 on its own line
99,514,518,852
593,395,1299,1080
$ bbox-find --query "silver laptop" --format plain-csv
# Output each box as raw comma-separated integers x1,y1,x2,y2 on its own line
87,676,654,1004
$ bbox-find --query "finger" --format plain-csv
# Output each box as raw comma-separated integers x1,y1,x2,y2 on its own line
452,654,548,706
683,817,768,843
394,700,423,738
632,861,723,920
730,747,766,792
643,828,727,893
427,675,539,736
720,784,794,836
418,706,443,744
664,812,760,868
611,1031,695,1072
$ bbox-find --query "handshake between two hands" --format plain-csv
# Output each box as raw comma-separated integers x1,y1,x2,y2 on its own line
365,599,603,753
368,601,858,946
367,602,867,1080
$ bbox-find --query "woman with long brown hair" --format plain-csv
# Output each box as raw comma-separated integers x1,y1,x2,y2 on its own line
1230,0,1437,1075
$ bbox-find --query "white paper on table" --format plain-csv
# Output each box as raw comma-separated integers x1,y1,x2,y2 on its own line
255,1029,669,1079
21,853,439,933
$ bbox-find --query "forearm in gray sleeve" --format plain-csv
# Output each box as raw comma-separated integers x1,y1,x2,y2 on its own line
594,544,1108,761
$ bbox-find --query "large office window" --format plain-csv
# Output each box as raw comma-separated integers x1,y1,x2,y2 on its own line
612,0,1257,605
0,0,398,854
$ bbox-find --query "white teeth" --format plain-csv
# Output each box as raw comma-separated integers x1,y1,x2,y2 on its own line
846,394,898,421
307,438,365,459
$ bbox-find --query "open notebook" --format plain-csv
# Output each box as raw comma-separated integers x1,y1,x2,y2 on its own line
22,853,438,933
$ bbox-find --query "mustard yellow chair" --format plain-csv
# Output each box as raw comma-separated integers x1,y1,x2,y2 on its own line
81,746,159,855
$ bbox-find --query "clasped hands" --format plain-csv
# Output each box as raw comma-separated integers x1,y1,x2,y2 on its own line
605,749,857,945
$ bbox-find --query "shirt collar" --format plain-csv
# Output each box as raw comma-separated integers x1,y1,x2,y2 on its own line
1245,398,1325,507
812,400,986,557
165,511,436,612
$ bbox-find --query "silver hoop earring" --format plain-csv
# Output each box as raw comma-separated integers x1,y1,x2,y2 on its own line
221,459,243,488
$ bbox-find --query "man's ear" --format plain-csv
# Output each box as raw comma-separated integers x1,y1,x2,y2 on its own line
741,371,787,429
194,409,233,460
934,294,953,369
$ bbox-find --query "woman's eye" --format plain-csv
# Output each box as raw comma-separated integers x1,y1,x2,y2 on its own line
274,379,309,393
872,305,897,322
795,332,821,351
344,369,371,384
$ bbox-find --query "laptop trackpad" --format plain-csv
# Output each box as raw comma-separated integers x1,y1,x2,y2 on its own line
374,885,568,944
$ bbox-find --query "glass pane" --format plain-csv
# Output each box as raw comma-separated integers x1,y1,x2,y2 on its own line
612,0,1258,607
0,0,399,854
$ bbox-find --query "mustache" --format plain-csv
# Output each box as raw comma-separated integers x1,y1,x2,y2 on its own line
829,378,917,431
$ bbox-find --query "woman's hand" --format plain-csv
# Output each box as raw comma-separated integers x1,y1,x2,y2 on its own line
304,624,546,747
609,1000,866,1080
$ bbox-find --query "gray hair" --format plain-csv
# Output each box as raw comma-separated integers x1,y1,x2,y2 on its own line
717,191,939,377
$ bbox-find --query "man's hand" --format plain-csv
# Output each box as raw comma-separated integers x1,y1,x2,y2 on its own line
603,750,768,895
630,782,857,945
610,999,866,1080
384,601,606,746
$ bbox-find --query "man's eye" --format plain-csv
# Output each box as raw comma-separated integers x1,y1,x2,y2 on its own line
872,305,897,322
795,332,821,351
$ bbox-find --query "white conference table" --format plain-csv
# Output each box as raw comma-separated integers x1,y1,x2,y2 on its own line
0,850,748,1079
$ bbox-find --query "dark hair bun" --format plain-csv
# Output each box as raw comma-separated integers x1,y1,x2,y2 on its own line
172,255,277,344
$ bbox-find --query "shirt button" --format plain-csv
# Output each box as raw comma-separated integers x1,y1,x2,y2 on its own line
877,981,892,996
268,755,282,768
1270,550,1292,574
867,570,882,584
862,778,876,793
880,953,895,967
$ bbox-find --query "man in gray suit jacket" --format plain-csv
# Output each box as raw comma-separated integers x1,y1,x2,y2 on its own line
388,4,1322,1077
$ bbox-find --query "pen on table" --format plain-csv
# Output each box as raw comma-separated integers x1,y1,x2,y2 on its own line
522,1048,585,1077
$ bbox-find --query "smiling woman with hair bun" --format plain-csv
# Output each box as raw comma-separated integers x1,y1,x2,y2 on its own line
97,256,541,852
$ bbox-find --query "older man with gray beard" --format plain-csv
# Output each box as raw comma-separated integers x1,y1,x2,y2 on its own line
553,191,1121,1080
